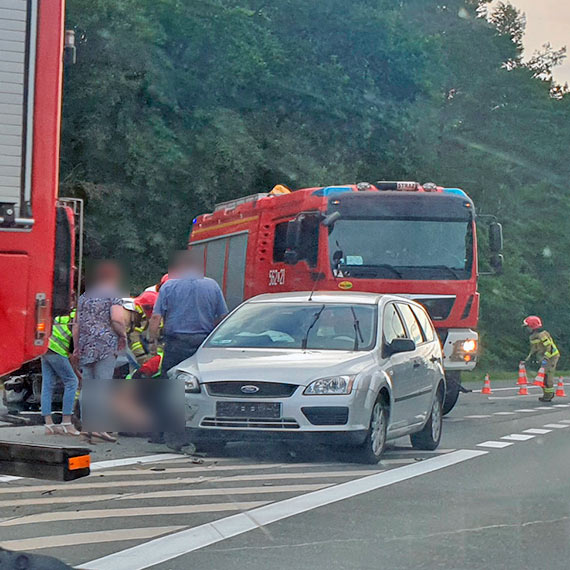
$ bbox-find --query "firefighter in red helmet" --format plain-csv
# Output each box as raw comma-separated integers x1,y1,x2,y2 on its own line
523,316,560,402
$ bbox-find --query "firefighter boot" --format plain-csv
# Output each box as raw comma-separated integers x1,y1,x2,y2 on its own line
539,390,555,403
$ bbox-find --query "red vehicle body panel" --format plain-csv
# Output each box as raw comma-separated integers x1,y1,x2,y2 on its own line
0,0,65,375
189,186,479,332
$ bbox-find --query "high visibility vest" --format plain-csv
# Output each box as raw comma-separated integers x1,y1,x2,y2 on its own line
48,310,76,358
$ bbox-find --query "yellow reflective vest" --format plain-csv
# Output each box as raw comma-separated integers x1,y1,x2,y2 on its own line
48,310,76,358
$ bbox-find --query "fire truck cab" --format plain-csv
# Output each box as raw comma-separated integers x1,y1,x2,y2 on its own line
189,181,503,413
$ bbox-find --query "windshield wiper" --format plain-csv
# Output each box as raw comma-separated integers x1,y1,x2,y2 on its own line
341,264,403,278
301,304,326,350
350,307,364,351
418,265,463,280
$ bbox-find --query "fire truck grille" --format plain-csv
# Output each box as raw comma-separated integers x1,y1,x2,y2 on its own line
206,382,298,398
415,297,455,321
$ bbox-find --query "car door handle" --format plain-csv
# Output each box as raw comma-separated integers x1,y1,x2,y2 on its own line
430,356,441,363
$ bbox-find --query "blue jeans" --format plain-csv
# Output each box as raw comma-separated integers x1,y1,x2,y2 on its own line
41,350,79,416
81,354,117,381
162,333,207,377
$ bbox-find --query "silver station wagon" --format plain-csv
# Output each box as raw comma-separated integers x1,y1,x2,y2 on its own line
172,292,446,463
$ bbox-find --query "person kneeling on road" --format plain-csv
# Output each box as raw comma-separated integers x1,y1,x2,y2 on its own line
523,315,560,402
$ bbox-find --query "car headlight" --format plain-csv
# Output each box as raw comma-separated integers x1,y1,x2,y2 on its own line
462,339,477,353
304,375,355,395
175,371,200,393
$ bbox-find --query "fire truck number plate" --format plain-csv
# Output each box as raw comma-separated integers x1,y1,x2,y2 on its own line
269,269,286,286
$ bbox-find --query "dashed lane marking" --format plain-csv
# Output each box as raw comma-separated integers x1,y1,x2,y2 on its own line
536,406,556,411
543,424,569,429
501,434,536,441
0,483,331,508
559,420,570,424
515,409,537,413
553,404,570,408
0,470,381,495
523,428,551,434
0,501,270,527
464,415,491,419
476,441,513,449
1,526,185,551
493,412,516,416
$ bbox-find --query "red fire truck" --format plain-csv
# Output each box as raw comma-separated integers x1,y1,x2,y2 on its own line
0,0,81,376
189,182,503,413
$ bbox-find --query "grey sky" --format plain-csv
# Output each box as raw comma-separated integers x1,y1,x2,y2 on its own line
510,0,570,84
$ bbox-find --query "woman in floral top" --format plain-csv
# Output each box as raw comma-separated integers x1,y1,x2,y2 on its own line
72,261,127,442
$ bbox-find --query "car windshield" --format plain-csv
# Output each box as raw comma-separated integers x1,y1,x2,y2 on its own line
329,219,473,280
206,302,377,351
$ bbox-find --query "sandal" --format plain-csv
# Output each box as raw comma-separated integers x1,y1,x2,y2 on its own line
44,424,60,435
60,423,81,436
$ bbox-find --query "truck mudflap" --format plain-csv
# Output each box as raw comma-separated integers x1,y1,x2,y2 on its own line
0,441,91,481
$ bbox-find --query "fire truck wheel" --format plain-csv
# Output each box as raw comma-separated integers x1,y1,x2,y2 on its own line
442,372,461,415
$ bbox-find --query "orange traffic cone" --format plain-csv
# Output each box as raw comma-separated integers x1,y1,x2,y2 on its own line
481,374,492,395
518,384,529,396
517,362,528,385
555,378,567,398
533,367,545,388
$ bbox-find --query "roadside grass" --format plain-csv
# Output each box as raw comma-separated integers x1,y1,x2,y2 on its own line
462,369,570,383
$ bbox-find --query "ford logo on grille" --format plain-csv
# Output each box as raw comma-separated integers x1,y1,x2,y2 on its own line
241,385,260,394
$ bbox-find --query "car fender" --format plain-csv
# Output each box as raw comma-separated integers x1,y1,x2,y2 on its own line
363,368,394,416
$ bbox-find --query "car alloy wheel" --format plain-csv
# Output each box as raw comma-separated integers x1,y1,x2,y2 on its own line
370,402,387,456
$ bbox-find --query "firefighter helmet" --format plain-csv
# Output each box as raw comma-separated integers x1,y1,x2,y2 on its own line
134,291,158,319
523,316,542,330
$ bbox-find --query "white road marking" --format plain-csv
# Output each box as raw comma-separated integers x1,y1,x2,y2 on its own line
476,441,513,449
515,409,536,413
90,454,186,471
493,412,516,416
464,415,491,419
536,406,556,410
523,428,551,434
0,501,269,527
91,462,341,478
501,434,535,441
0,476,21,484
553,404,570,408
559,420,570,424
0,483,330,508
0,526,184,551
0,470,380,495
81,449,486,570
543,424,569,429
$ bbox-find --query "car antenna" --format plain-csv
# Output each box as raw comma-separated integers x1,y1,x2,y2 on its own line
307,272,324,302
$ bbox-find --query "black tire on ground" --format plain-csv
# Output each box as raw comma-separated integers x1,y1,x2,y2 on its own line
410,386,444,451
442,371,461,415
353,396,389,464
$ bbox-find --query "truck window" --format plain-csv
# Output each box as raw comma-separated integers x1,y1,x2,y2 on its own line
225,233,248,310
273,222,289,262
205,237,226,288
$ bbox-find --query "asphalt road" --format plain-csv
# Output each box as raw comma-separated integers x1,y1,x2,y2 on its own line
1,379,569,570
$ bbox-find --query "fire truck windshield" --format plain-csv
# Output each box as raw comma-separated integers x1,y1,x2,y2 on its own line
328,218,473,280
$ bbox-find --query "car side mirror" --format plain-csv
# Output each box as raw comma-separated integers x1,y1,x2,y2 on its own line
386,338,416,356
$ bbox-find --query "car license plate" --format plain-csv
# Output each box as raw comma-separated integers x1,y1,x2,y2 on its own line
216,401,281,419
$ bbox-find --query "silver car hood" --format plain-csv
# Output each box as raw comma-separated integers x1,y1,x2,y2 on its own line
181,347,374,386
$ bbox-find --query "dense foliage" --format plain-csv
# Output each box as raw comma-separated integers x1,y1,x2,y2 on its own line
60,0,570,368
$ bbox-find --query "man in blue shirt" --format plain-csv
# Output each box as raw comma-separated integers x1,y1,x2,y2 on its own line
148,250,228,375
